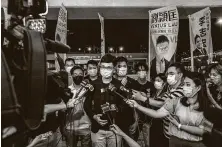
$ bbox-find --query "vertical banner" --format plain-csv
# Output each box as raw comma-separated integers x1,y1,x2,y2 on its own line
149,6,179,79
189,7,212,72
98,13,105,57
55,3,67,71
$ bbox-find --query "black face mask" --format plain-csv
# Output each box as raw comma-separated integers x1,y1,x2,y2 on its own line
73,76,83,85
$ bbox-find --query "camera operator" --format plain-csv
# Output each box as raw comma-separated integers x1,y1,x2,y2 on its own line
84,54,122,147
64,66,91,147
27,72,74,147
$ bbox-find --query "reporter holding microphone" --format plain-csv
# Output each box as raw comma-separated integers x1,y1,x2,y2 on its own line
64,66,92,147
127,72,208,147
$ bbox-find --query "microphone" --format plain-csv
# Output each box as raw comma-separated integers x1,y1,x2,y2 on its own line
75,79,90,99
121,77,128,86
120,86,131,93
68,79,94,105
108,83,128,101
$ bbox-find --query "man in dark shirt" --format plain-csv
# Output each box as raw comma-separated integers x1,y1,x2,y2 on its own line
85,60,99,84
132,62,155,146
113,56,137,136
84,54,122,147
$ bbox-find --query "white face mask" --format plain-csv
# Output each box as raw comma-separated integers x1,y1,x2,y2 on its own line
65,66,73,74
117,67,127,76
154,81,163,90
183,86,199,98
167,75,177,85
88,69,98,77
100,69,113,78
183,86,193,97
138,71,147,79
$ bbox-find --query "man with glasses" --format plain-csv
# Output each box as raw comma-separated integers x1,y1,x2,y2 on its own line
132,63,185,147
84,54,122,147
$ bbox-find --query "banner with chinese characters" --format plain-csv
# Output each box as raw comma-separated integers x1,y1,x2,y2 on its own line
189,7,213,72
149,6,179,78
98,13,105,57
55,4,67,71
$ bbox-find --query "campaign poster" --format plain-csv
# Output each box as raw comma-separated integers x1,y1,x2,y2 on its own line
149,6,179,78
189,7,213,72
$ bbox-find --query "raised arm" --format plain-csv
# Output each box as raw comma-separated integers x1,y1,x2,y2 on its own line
126,100,168,118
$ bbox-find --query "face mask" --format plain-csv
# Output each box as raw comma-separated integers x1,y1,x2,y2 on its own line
73,76,83,85
183,86,199,98
88,69,98,77
117,67,127,76
138,71,147,79
100,69,113,78
154,81,163,90
167,75,177,85
65,67,73,74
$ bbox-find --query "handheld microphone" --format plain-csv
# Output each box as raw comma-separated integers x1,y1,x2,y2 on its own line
69,79,94,105
75,79,90,99
108,83,128,101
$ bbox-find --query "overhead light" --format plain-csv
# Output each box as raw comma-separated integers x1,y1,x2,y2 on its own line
87,47,92,52
216,18,222,25
108,47,114,53
119,46,124,52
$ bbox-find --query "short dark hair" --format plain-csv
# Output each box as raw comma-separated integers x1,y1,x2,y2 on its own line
155,73,167,82
65,58,75,64
194,35,201,44
135,62,148,72
100,54,115,64
114,56,128,66
87,60,98,67
70,66,83,75
168,62,185,75
156,35,169,45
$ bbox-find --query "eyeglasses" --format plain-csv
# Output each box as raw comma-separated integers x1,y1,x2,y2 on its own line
100,66,113,70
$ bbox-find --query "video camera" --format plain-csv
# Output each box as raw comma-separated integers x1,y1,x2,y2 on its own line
2,0,71,145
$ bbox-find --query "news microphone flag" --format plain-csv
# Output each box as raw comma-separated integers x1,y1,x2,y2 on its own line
55,3,68,71
98,13,105,57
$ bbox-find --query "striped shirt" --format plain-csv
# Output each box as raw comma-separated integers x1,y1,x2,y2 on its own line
161,85,184,139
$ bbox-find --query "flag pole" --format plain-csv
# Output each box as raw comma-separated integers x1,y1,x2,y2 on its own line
188,15,194,72
148,10,151,81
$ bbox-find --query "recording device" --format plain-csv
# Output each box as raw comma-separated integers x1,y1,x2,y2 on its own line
2,1,71,146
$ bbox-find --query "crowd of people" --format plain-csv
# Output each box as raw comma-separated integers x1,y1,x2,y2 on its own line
27,54,222,147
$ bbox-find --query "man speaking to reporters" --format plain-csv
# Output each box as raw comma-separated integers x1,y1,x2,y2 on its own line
84,54,122,147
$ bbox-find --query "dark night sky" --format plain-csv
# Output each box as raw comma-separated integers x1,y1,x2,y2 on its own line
45,19,222,56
